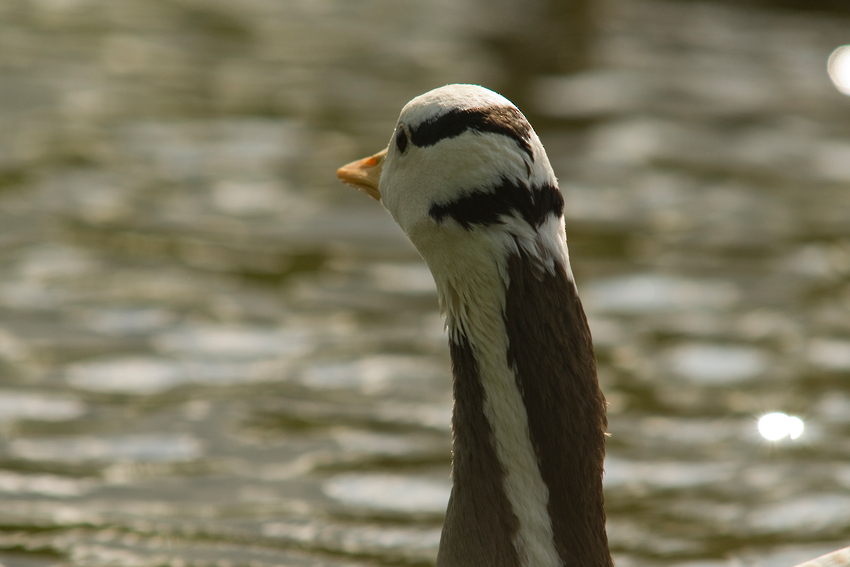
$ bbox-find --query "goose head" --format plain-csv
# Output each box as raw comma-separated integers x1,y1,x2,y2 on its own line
339,84,573,334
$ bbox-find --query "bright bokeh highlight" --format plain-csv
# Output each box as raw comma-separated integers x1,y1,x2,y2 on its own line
758,412,804,441
828,46,850,95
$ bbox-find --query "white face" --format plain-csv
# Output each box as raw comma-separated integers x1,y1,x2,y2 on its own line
377,85,558,254
336,83,574,339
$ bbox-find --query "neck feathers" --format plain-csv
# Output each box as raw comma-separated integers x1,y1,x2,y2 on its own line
503,250,611,567
436,246,612,567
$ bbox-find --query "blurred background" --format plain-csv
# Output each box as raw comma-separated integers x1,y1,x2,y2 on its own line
1,0,850,565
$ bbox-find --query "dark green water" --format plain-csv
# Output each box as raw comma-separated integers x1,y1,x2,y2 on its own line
1,0,850,565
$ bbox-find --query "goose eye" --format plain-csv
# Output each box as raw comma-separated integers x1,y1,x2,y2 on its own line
395,128,408,154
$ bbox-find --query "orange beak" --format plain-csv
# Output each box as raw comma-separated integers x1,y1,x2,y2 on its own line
336,147,387,201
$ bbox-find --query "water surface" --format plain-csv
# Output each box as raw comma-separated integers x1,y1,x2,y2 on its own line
1,0,850,565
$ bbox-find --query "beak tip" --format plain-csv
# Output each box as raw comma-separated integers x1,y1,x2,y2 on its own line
336,148,387,201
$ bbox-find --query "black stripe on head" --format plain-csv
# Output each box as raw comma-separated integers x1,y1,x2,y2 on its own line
410,107,534,161
429,178,564,230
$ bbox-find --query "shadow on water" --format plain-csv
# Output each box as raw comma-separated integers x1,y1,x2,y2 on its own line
1,0,850,566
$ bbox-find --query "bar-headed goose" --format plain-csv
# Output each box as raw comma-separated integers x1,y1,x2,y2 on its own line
336,84,850,567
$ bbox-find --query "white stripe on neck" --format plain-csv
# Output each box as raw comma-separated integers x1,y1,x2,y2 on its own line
430,228,563,567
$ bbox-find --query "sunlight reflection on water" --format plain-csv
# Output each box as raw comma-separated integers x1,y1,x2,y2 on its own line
758,412,804,441
828,46,850,95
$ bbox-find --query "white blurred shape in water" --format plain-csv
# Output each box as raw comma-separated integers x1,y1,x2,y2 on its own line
86,308,176,335
67,355,285,394
0,390,85,422
262,519,442,558
828,46,850,96
153,325,310,359
584,274,739,314
807,338,850,371
747,494,850,533
667,343,769,384
758,412,804,441
67,357,185,394
816,393,850,424
371,263,437,294
300,355,440,393
332,429,421,457
604,456,733,489
17,244,98,281
323,473,450,514
10,434,202,463
0,470,93,497
211,179,287,215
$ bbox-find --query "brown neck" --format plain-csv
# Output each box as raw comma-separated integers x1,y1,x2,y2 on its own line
436,249,612,567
